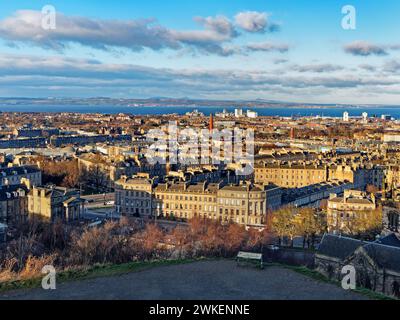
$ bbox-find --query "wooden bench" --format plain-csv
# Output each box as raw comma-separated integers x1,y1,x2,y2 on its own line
236,251,264,269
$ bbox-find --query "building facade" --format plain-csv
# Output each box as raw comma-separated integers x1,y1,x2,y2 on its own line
254,162,328,188
27,186,84,222
0,184,28,226
0,166,42,188
115,175,282,227
255,161,370,190
115,174,155,217
327,189,377,233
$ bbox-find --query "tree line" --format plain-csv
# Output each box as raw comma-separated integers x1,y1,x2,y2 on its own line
32,157,109,193
269,205,383,247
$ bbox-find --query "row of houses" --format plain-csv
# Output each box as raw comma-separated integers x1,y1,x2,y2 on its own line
115,173,283,227
0,134,132,149
254,159,384,190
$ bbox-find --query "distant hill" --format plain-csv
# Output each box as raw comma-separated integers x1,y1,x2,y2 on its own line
0,97,395,109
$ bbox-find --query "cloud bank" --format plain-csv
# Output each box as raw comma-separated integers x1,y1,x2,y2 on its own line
0,10,283,56
0,53,398,104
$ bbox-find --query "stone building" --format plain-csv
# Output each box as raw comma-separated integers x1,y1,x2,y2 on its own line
383,207,400,235
216,183,269,226
154,181,220,222
283,181,353,208
114,173,156,217
0,165,41,188
315,234,364,280
264,184,283,211
0,184,28,226
78,153,167,184
254,162,328,188
328,165,369,190
254,160,372,190
327,190,377,233
115,175,282,227
315,233,400,298
27,185,85,222
165,166,223,184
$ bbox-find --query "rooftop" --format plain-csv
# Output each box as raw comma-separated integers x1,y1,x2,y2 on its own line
317,234,365,260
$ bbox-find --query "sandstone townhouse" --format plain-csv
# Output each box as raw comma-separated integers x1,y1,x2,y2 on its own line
254,160,377,190
0,165,41,187
28,185,85,222
115,174,282,227
327,189,377,233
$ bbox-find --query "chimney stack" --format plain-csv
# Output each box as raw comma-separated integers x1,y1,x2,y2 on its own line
209,113,214,132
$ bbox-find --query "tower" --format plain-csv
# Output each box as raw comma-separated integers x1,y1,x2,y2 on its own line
362,112,368,124
209,113,214,132
290,127,295,139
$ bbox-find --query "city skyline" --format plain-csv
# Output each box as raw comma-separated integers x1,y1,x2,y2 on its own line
1,1,400,304
0,0,399,104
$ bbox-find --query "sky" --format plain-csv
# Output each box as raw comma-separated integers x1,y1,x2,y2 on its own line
0,0,399,104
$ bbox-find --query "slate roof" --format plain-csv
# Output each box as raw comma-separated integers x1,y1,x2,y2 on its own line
0,166,40,176
63,196,85,205
221,184,263,192
375,233,400,248
318,233,400,273
328,197,373,205
361,243,400,272
154,182,220,194
0,184,28,201
317,234,365,260
31,186,78,198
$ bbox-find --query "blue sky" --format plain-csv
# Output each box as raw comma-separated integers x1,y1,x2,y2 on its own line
0,0,399,104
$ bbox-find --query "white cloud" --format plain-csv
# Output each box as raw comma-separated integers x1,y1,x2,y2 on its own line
234,11,279,33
